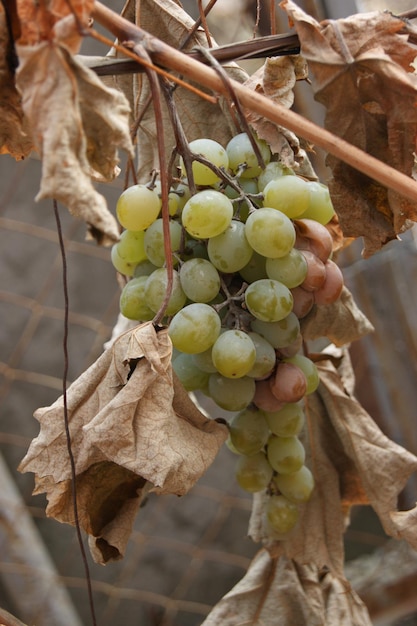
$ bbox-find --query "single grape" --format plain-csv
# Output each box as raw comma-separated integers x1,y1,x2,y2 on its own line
182,189,233,239
253,379,285,413
239,252,267,283
314,259,344,305
226,132,271,178
179,258,220,303
284,354,319,395
208,374,256,411
269,361,307,403
299,250,326,292
174,180,191,212
251,313,301,349
152,180,181,217
144,218,182,267
245,279,293,322
212,330,256,378
182,237,209,261
172,352,210,392
266,494,299,534
116,230,147,264
168,303,221,354
235,452,273,493
274,465,315,504
290,286,315,319
246,332,276,379
119,276,155,321
192,347,217,373
267,434,305,474
265,248,308,289
180,138,229,186
145,268,187,316
116,184,161,231
263,176,310,219
303,181,335,225
264,402,305,437
245,208,295,258
208,220,253,273
229,407,270,455
133,259,159,278
224,178,259,200
111,244,137,276
294,218,333,263
258,161,294,191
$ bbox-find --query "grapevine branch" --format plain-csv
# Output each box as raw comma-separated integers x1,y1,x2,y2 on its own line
91,0,417,206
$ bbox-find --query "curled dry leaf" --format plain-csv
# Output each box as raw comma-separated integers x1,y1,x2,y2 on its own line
0,5,33,159
18,322,228,564
15,36,133,245
281,0,417,256
245,55,316,177
202,550,371,626
131,0,248,181
300,286,375,346
249,350,417,578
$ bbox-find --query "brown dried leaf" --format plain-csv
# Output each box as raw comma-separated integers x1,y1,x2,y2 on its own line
281,0,417,256
300,286,375,346
202,550,372,626
15,37,133,244
132,0,248,181
19,323,228,563
0,5,33,158
249,350,417,576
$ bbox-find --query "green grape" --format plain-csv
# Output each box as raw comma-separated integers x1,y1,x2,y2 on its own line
245,279,293,322
207,220,253,273
152,180,181,217
244,208,295,258
208,374,256,411
168,303,221,354
145,268,187,316
119,276,155,321
246,332,276,379
179,258,220,303
226,132,271,179
192,347,217,373
263,176,310,218
258,162,294,191
211,330,256,378
239,252,267,283
265,402,305,437
180,138,229,186
133,259,159,278
182,237,209,261
302,181,336,225
285,354,319,394
144,218,183,267
267,434,305,474
229,407,270,455
251,313,300,349
266,494,299,534
116,230,147,264
266,248,308,289
174,180,191,212
172,352,210,392
274,465,315,504
235,452,273,493
182,189,233,239
116,184,161,231
111,244,137,276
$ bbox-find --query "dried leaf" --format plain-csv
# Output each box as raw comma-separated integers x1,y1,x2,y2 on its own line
202,550,372,626
0,5,33,158
132,0,248,181
300,286,375,346
281,0,417,256
19,323,228,563
15,37,133,245
249,350,417,576
245,55,316,176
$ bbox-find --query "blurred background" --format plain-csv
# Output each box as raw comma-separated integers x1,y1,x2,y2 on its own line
1,1,417,625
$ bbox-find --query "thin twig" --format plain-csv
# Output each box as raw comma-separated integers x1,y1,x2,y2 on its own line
53,201,97,626
91,1,417,206
197,0,212,48
179,0,218,50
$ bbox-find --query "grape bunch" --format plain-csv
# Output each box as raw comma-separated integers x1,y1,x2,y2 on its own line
111,133,344,537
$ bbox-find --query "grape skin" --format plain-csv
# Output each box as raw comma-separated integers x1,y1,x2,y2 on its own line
229,407,270,456
179,258,220,303
207,220,253,273
245,279,293,323
235,452,273,493
245,208,296,259
168,303,221,354
116,184,161,231
212,330,256,378
266,494,299,534
267,434,306,474
182,190,233,239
